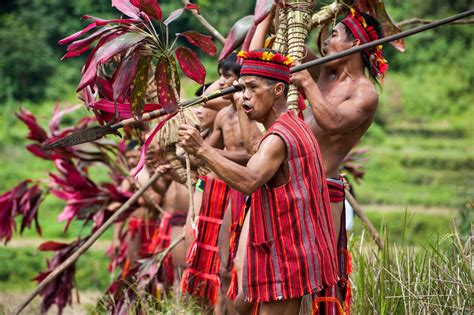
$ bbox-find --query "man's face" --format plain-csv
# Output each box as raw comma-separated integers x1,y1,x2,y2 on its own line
125,149,140,168
239,76,275,122
322,23,354,57
217,69,239,100
195,105,217,130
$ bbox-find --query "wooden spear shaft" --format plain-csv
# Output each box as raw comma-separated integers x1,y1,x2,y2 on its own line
345,189,384,251
13,171,162,315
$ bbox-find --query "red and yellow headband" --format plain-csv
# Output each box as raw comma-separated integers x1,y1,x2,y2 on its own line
341,8,388,81
237,50,293,84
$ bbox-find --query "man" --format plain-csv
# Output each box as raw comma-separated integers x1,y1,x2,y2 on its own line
179,49,337,315
181,54,248,313
290,9,386,312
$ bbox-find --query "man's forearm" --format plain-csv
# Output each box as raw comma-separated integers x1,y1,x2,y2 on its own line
197,145,258,195
236,105,262,155
215,148,250,165
302,80,341,132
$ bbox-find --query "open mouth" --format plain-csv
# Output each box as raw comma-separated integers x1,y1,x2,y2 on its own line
242,103,252,113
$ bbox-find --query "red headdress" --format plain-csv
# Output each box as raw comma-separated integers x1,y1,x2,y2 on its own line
341,8,388,81
237,50,293,84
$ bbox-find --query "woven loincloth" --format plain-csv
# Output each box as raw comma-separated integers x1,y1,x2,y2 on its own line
181,176,231,305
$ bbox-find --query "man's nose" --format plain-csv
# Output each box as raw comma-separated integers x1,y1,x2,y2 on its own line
243,89,251,101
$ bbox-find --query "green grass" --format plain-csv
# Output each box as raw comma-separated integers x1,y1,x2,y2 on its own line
351,209,455,245
0,247,110,292
350,227,473,314
355,118,473,208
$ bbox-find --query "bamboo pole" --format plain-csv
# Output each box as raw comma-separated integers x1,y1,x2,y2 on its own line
286,0,315,111
13,171,163,315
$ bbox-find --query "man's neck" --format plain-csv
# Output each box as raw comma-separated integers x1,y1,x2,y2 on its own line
321,56,365,82
263,99,287,129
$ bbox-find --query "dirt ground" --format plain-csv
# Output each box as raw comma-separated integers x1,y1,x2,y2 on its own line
0,291,101,315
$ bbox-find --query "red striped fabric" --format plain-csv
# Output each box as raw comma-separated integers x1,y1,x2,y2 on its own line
244,111,338,302
181,176,231,304
327,180,345,203
128,217,161,258
148,212,174,285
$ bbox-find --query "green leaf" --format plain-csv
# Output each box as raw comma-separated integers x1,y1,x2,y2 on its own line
130,55,151,119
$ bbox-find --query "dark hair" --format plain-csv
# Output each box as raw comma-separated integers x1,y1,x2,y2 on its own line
341,12,383,81
218,52,241,77
264,78,289,96
194,82,212,97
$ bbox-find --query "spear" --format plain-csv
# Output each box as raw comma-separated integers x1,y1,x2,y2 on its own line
43,9,473,150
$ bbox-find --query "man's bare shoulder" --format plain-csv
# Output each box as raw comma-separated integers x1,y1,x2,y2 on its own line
351,78,379,112
213,106,229,127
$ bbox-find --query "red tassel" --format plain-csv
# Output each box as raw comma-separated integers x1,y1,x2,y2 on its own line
312,296,344,315
226,268,238,301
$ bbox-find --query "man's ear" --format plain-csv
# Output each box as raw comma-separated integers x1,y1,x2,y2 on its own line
352,38,361,47
273,82,285,97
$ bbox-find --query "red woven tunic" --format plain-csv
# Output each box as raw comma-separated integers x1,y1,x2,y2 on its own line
243,111,338,302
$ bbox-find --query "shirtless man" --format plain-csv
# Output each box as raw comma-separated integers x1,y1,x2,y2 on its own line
181,54,249,314
179,50,337,315
290,10,385,311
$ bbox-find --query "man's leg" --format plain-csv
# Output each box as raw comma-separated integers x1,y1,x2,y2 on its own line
330,201,343,242
330,201,345,308
259,297,302,315
233,212,253,314
218,203,238,314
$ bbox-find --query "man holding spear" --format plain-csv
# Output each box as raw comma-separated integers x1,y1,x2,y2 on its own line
179,49,337,315
290,9,386,312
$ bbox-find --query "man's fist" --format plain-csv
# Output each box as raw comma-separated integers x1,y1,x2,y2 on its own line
178,124,204,155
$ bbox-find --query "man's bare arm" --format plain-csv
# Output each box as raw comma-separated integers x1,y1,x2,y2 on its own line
291,71,378,134
179,124,286,195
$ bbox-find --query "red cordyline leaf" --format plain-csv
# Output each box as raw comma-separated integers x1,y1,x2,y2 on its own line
155,58,178,113
163,3,200,26
175,46,206,84
179,31,217,56
130,0,162,21
96,76,115,100
77,31,146,92
130,55,151,119
219,15,253,61
15,108,48,143
58,22,98,45
34,240,81,315
82,15,139,26
131,111,178,177
112,49,141,101
49,103,82,135
26,144,64,160
89,99,161,121
38,241,69,251
112,0,141,19
0,180,44,244
62,26,116,60
253,0,275,24
59,18,137,47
